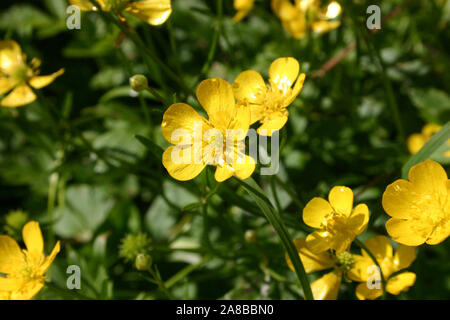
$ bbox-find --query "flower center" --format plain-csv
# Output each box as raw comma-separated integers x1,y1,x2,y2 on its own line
334,251,354,273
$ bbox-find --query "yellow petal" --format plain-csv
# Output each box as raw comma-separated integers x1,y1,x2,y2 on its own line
268,57,299,92
328,186,353,216
348,254,373,282
233,154,256,180
312,20,341,34
28,69,64,89
214,166,234,182
125,0,172,25
324,1,342,19
406,133,425,154
282,16,307,39
69,0,100,11
0,235,25,274
386,218,430,246
232,70,266,104
0,40,24,74
393,245,416,271
421,123,441,138
257,114,288,136
10,280,44,300
161,103,210,145
355,282,383,300
348,203,369,234
386,272,416,295
382,179,423,220
286,238,334,273
302,197,333,228
162,145,206,181
0,277,23,292
425,223,450,245
1,83,36,108
196,78,237,131
285,73,306,106
311,271,341,300
0,77,16,95
249,103,265,124
234,0,254,11
39,241,60,275
305,230,331,253
228,103,251,140
362,235,393,260
408,160,448,199
277,0,300,20
22,221,44,262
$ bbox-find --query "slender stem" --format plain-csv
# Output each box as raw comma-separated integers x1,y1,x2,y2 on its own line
147,267,175,300
235,177,314,300
354,238,387,299
165,256,210,289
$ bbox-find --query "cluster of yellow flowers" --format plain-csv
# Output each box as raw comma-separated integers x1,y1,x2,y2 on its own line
0,222,60,300
287,159,449,300
161,57,305,182
234,0,342,39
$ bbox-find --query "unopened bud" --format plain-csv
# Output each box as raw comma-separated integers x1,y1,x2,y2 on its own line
129,74,148,92
244,230,257,243
135,253,152,271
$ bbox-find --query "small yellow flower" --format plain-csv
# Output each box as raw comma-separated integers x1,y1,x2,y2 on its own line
232,0,255,22
407,123,449,157
302,186,369,253
70,0,172,25
286,238,356,300
271,0,342,39
232,57,305,136
0,221,60,300
0,40,64,108
349,235,416,300
382,160,450,246
161,78,255,182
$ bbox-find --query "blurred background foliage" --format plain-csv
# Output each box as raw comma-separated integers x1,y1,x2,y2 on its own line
0,0,449,299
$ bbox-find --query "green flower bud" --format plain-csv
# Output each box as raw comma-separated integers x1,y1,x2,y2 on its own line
135,253,152,271
244,230,257,243
4,210,28,238
129,74,148,92
119,233,150,262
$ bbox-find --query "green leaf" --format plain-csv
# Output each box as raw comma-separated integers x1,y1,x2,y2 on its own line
234,177,313,300
402,122,450,179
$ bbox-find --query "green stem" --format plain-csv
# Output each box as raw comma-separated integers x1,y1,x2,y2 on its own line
165,256,210,289
234,177,313,300
148,267,175,300
354,238,387,299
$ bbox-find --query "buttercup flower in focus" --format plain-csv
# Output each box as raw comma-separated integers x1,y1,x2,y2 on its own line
271,0,342,39
302,186,369,253
161,78,255,182
233,0,255,22
233,57,305,136
0,221,60,300
0,40,64,108
349,235,416,300
382,160,450,246
286,238,355,300
69,0,172,25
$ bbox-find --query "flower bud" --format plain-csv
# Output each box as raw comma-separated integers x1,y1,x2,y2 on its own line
135,253,152,271
129,74,148,92
244,230,257,243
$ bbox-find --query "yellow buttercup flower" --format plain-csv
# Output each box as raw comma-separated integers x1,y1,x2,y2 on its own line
286,238,356,300
349,235,416,300
161,78,255,182
382,160,450,246
232,0,255,22
0,40,64,108
232,57,305,136
70,0,172,25
407,123,450,157
0,221,60,300
302,186,369,253
271,0,342,39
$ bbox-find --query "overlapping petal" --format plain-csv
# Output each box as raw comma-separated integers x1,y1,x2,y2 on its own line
311,270,341,300
125,0,172,26
328,186,353,216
